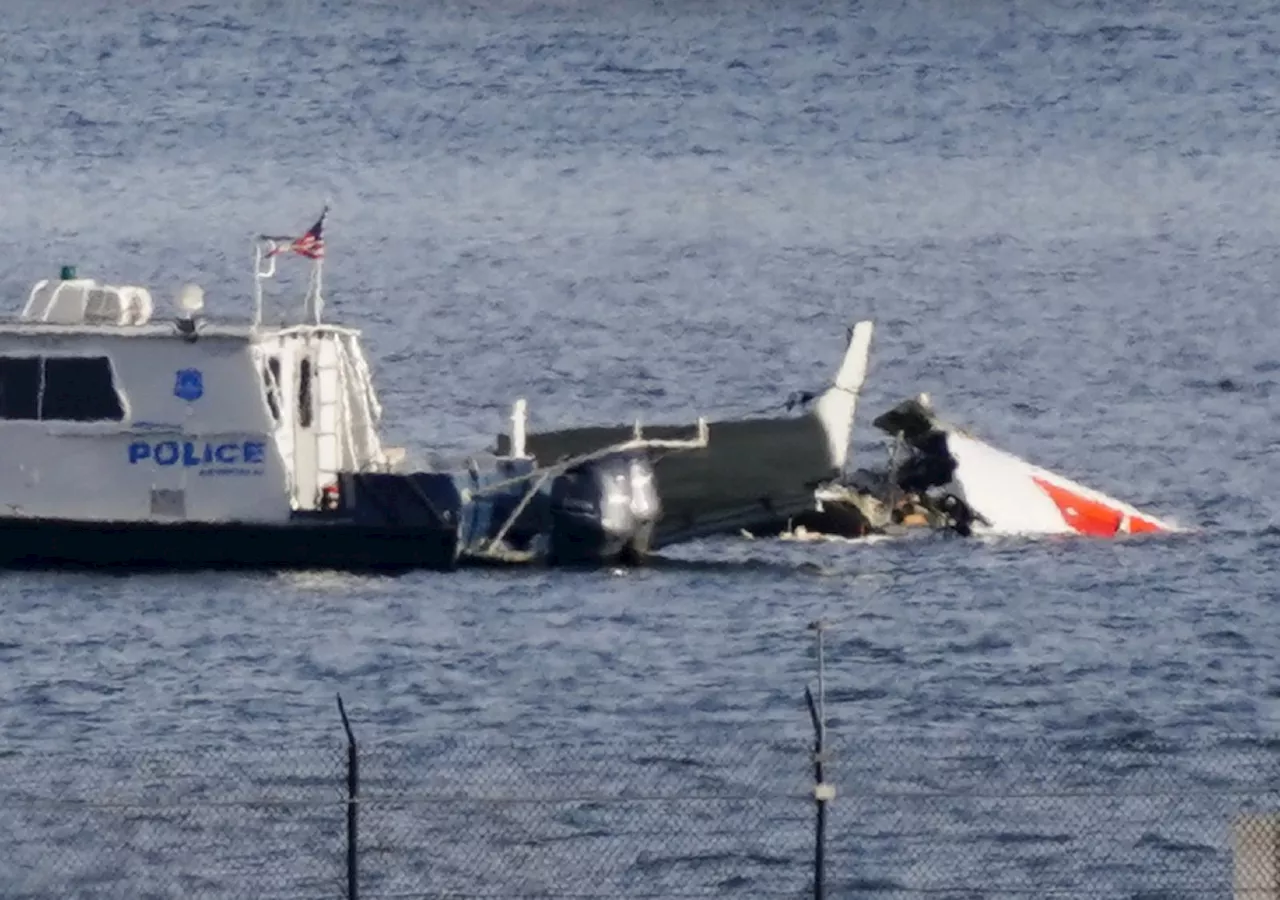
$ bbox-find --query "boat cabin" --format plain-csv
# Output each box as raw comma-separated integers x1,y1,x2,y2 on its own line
0,244,393,525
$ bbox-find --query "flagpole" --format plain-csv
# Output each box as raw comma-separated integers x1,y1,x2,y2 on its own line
312,255,323,324
261,206,325,325
304,203,327,324
303,249,323,324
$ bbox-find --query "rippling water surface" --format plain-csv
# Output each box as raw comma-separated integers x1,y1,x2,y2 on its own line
1,2,1279,886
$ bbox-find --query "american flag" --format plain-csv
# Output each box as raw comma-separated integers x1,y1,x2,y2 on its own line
268,207,326,259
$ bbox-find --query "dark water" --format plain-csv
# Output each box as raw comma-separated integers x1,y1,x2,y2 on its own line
2,0,1279,894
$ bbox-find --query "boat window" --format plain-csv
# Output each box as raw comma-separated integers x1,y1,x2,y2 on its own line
0,357,40,420
0,356,123,422
298,358,313,428
263,356,281,422
40,356,124,421
83,289,121,324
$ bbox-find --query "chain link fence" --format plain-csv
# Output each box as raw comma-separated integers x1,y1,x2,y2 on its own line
357,738,813,899
0,728,814,900
0,744,347,899
828,732,1280,898
5,724,1280,899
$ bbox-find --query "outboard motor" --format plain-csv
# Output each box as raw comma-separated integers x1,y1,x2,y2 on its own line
547,451,661,565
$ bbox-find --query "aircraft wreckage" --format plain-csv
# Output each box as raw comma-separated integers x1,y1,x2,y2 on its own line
788,393,1182,540
507,334,1183,545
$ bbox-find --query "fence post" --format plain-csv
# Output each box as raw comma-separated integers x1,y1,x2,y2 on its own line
805,620,832,900
1233,814,1280,899
337,694,359,900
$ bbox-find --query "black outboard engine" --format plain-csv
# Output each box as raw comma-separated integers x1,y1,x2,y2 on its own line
547,451,661,565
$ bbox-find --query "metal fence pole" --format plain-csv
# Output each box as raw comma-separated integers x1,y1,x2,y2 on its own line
805,686,827,900
806,620,831,900
337,694,359,900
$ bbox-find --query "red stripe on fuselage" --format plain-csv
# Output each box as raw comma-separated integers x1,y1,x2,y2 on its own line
1030,476,1124,536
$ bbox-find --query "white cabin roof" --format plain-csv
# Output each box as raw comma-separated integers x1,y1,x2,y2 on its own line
9,272,361,343
23,277,154,326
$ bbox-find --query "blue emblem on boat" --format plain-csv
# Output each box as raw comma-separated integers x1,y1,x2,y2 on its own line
174,368,203,402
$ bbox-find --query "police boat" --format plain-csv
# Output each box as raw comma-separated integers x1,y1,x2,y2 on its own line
0,211,870,571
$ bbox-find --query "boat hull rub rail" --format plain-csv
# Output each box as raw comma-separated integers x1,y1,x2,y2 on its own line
0,518,462,573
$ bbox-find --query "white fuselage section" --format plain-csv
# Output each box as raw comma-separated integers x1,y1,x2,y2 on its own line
943,431,1179,537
